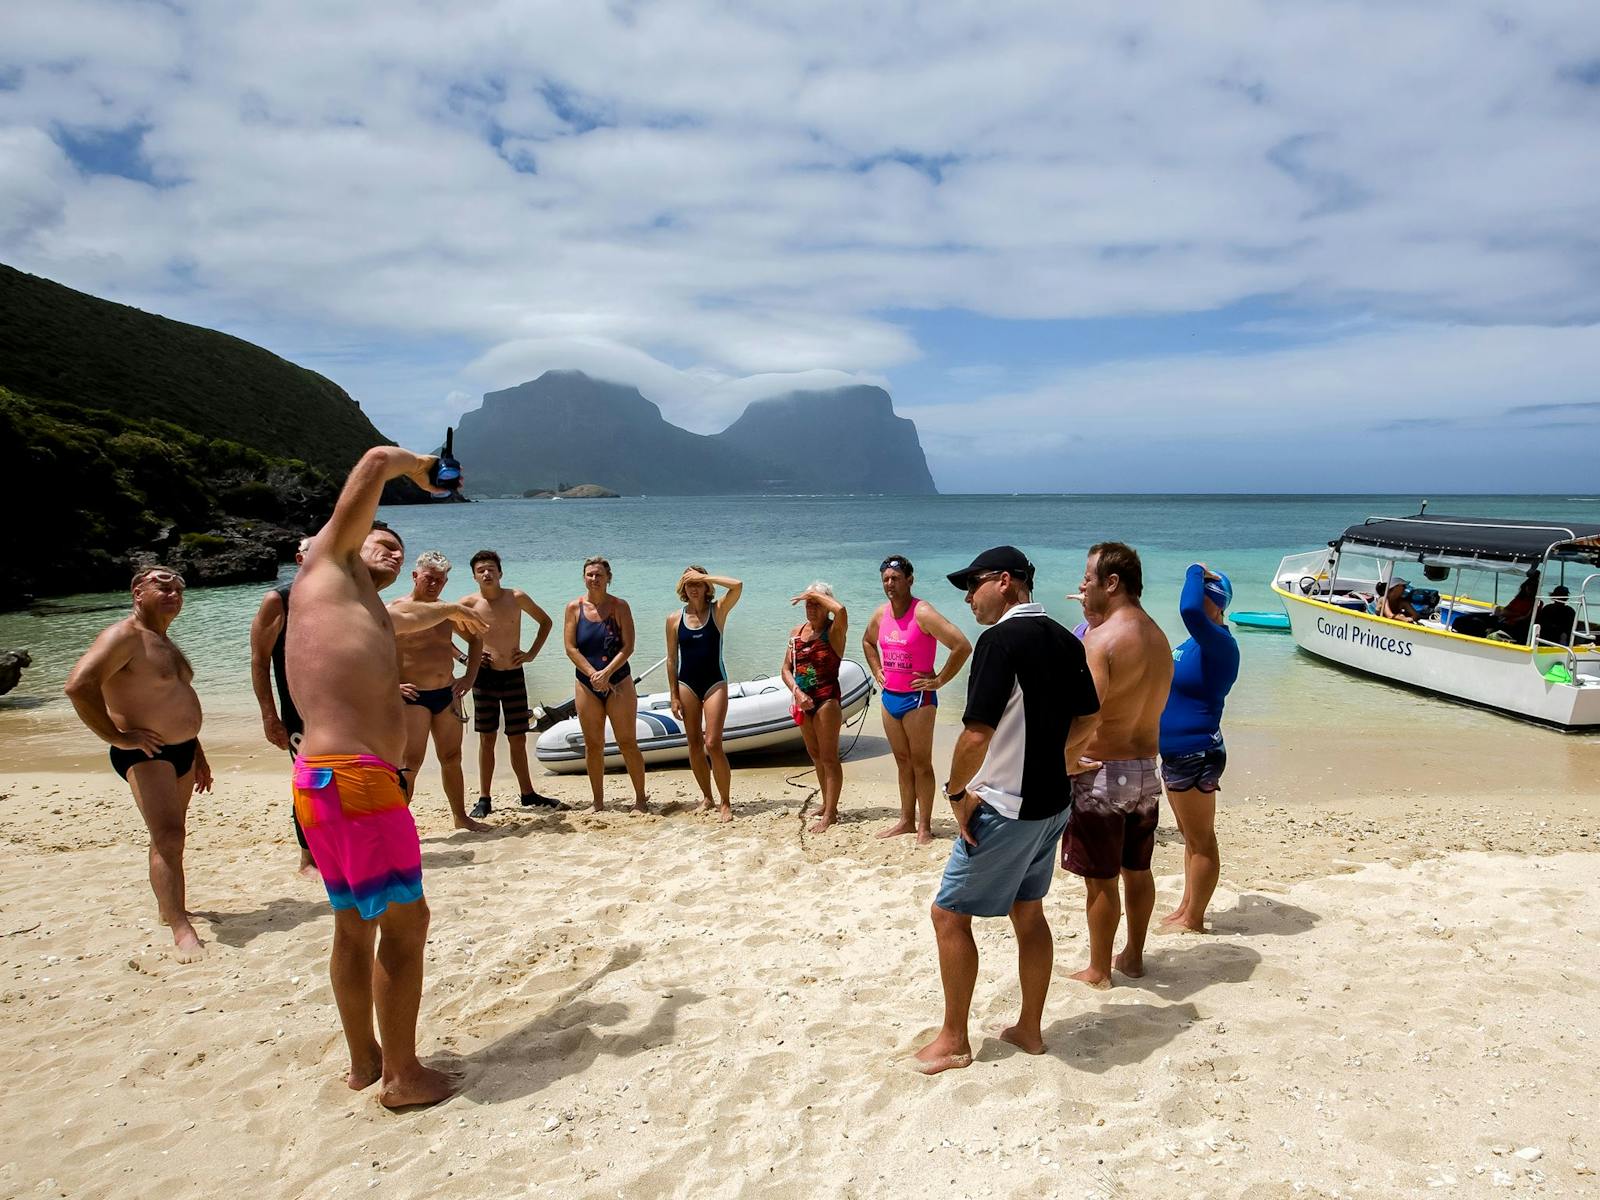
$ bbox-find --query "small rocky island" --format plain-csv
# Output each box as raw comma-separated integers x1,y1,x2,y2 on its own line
521,484,621,499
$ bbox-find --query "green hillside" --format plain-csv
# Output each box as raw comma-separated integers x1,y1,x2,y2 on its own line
1,385,341,608
0,263,386,473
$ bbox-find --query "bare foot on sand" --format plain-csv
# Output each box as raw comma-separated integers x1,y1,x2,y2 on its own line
170,923,206,963
1113,949,1145,978
631,798,650,814
379,1063,460,1109
1159,908,1187,926
912,1032,973,1076
1069,966,1112,990
347,1044,383,1091
718,804,733,823
916,827,934,845
997,1023,1046,1055
694,797,713,815
453,816,493,833
876,819,915,839
592,800,605,812
297,856,321,881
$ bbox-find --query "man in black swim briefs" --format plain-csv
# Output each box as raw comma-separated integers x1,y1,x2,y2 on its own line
389,551,496,832
65,566,215,962
249,536,317,876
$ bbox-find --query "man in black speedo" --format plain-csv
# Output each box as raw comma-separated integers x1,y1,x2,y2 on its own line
249,537,316,877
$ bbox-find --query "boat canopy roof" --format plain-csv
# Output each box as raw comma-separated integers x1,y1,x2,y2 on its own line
1335,515,1600,570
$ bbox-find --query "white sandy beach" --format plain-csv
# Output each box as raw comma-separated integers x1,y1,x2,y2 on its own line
2,719,1599,1200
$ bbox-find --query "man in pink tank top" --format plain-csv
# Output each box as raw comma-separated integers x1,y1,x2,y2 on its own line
862,555,972,844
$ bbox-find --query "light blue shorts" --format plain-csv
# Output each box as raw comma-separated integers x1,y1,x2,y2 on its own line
933,803,1071,918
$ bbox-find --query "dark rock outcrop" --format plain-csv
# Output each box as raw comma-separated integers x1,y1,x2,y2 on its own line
146,521,288,587
454,370,936,496
0,649,29,696
2,385,343,607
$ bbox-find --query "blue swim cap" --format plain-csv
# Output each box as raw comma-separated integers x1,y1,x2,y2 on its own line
1203,572,1233,611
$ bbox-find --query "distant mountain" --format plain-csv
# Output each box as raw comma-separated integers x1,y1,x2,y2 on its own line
454,372,773,496
453,370,937,495
712,385,936,495
0,263,387,474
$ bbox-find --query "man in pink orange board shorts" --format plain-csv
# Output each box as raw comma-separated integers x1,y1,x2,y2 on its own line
286,445,486,1108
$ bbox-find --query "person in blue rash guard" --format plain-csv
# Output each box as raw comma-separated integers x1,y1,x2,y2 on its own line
1158,563,1240,933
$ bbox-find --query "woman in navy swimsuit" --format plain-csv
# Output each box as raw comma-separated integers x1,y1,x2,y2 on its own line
664,565,744,821
563,556,648,812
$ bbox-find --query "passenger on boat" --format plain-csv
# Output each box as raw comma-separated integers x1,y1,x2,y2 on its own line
782,582,849,834
1496,571,1542,643
665,565,743,822
1536,585,1576,645
563,556,648,812
1453,570,1541,641
1378,578,1421,623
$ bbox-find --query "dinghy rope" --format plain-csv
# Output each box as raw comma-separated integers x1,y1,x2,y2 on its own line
784,681,876,796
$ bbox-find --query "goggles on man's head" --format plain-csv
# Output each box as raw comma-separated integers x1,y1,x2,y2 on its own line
134,569,186,590
879,557,911,575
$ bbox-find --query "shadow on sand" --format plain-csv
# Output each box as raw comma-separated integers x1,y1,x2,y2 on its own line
1034,999,1203,1073
1209,893,1320,937
444,945,705,1105
192,895,329,947
1106,941,1263,1003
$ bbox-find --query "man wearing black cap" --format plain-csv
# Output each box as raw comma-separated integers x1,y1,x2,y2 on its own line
913,546,1101,1075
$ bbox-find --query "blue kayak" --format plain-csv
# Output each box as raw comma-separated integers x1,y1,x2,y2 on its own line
1229,611,1290,631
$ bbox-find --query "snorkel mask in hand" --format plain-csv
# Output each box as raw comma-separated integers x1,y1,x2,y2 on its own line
428,427,463,498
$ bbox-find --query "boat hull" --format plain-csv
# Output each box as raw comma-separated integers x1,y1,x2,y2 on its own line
1274,582,1600,729
535,659,875,772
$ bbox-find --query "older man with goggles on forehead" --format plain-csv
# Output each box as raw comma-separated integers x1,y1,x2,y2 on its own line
65,564,213,962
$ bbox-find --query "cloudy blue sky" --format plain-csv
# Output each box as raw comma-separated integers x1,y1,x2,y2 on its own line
3,1,1598,492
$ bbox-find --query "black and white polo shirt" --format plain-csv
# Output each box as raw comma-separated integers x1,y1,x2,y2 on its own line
963,602,1099,820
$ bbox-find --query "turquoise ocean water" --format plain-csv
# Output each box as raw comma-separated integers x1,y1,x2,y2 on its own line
5,493,1598,759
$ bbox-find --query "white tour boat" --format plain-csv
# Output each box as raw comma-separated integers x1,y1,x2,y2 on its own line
534,659,875,772
1272,514,1600,728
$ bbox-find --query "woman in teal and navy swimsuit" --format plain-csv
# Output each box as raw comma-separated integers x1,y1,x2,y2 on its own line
665,565,744,821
